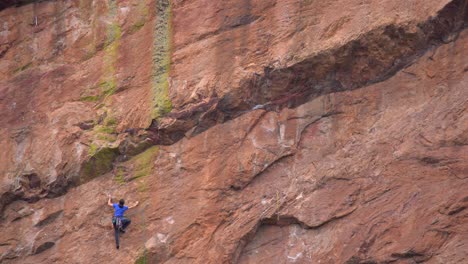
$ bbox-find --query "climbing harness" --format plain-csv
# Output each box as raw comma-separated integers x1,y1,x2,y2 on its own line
113,216,123,230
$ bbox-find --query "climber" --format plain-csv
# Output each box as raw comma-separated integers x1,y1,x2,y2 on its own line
107,194,139,249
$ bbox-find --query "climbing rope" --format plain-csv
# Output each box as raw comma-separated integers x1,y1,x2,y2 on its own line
276,190,280,221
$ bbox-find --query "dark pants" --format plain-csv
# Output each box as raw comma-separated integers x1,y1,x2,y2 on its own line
112,217,131,230
112,217,131,249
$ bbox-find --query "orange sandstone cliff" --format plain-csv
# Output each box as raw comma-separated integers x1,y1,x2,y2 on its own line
0,0,467,263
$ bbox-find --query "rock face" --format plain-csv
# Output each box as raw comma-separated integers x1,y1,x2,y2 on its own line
0,0,467,263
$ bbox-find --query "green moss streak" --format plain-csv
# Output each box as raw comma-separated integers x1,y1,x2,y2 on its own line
98,0,121,102
14,62,32,74
133,146,159,180
81,147,119,183
79,95,100,102
80,1,121,103
92,111,118,140
88,143,99,156
135,255,147,264
130,20,146,34
115,167,126,184
96,133,116,142
95,125,116,134
105,116,118,126
152,0,173,119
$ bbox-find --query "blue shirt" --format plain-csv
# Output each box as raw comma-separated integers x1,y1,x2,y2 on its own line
113,204,128,217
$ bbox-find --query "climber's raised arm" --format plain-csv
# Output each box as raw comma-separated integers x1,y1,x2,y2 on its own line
107,194,113,207
128,201,139,209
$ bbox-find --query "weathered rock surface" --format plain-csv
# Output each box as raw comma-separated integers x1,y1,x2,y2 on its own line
0,0,467,263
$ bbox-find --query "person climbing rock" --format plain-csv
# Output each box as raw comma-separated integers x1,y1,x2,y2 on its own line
107,194,139,249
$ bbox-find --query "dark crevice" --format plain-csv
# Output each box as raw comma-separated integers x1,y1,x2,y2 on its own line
345,256,378,264
33,241,55,255
421,156,442,164
234,214,309,262
230,152,295,191
389,249,432,263
448,206,465,215
0,0,46,11
304,207,357,229
25,173,41,189
261,215,310,229
0,192,16,215
391,250,425,259
0,172,47,213
34,210,63,228
419,156,459,167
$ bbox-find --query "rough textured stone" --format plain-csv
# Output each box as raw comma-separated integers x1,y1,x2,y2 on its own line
0,0,467,263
